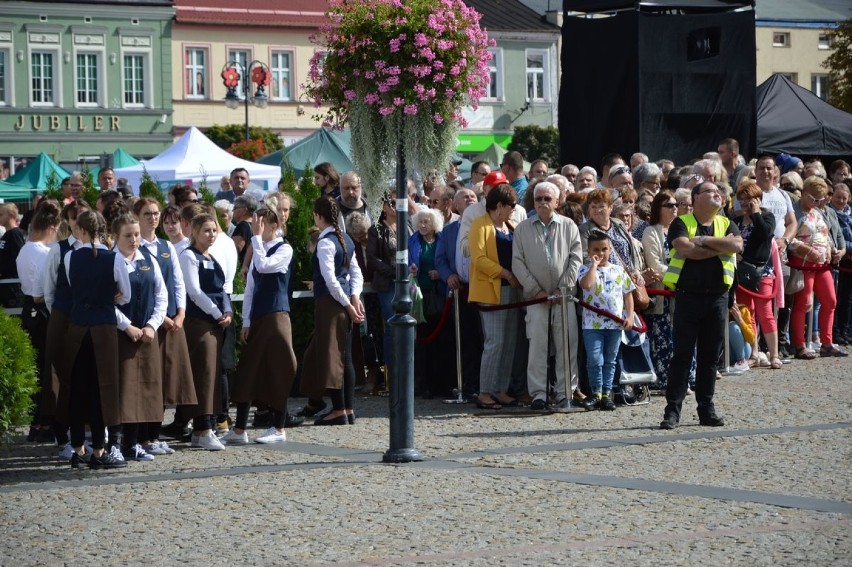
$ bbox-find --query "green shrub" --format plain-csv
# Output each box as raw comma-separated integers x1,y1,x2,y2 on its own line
0,311,38,442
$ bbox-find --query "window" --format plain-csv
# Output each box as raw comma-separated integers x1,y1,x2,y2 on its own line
31,51,56,105
484,47,503,100
228,48,250,98
818,32,832,50
184,47,207,98
270,50,292,101
0,50,7,105
811,74,830,101
781,72,798,84
123,53,146,106
75,52,99,106
525,49,548,102
772,32,790,47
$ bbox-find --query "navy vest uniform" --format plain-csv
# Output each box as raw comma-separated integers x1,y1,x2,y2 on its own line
154,239,178,318
118,248,157,328
185,247,225,323
52,239,74,314
68,248,118,326
312,232,354,298
250,240,291,322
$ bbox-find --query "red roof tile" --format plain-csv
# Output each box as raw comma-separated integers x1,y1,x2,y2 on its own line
175,0,329,28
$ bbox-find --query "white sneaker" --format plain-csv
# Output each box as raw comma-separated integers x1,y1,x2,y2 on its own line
144,440,175,455
108,444,126,463
195,431,225,451
255,427,287,444
58,443,75,460
730,360,750,374
124,443,155,462
221,428,249,445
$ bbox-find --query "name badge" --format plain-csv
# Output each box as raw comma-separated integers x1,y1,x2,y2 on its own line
139,264,151,271
160,252,171,259
202,260,214,270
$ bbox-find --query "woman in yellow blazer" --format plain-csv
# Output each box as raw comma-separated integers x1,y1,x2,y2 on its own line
469,184,522,409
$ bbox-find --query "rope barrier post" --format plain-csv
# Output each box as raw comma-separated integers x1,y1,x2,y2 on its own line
559,287,573,405
383,136,422,464
443,290,466,404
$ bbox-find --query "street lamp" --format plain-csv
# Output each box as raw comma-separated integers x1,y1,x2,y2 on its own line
221,60,271,141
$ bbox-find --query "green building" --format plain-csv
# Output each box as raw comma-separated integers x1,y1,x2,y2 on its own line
0,0,174,176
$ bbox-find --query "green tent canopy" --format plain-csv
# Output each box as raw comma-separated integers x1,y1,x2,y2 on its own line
2,152,70,193
0,179,36,201
91,147,141,178
258,128,353,178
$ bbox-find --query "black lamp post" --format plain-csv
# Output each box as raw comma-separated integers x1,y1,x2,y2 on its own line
221,60,271,141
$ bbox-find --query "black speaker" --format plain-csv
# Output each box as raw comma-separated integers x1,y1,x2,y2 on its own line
559,9,756,168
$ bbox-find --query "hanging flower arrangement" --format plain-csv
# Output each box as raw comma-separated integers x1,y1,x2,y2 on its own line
303,0,494,214
221,66,240,88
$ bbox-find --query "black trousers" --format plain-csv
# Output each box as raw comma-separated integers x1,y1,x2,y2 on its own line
457,286,483,396
664,291,727,421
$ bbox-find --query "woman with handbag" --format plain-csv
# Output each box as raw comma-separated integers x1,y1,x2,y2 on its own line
409,208,448,398
733,183,781,369
788,177,847,359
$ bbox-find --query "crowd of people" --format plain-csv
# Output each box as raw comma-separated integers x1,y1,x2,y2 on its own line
3,140,851,467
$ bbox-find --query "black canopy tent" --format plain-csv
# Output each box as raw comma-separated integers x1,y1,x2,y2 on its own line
756,73,852,158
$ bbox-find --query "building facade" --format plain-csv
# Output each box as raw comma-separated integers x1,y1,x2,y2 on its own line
0,0,175,175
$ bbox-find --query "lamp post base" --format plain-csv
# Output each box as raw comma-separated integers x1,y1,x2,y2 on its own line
382,448,423,463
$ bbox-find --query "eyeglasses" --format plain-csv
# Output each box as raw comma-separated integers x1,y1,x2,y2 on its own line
780,183,796,191
661,203,678,209
677,201,693,208
684,174,705,185
698,188,721,196
616,213,632,220
806,193,826,203
534,196,553,203
142,211,161,218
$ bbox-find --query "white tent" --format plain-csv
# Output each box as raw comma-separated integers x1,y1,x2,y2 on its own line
115,127,281,194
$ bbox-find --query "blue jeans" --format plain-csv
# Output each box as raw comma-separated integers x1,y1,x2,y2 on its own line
728,321,752,362
583,328,622,395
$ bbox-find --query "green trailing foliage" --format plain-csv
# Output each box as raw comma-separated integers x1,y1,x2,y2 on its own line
0,311,38,443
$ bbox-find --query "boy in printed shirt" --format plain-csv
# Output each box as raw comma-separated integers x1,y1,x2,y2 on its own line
578,231,635,410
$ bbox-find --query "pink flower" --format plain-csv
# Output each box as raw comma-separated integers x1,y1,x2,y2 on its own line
379,106,395,116
344,89,357,100
449,65,460,76
445,89,455,97
365,93,380,105
414,33,429,48
403,104,418,115
389,39,402,53
433,73,445,82
364,71,376,79
433,113,444,124
393,97,404,106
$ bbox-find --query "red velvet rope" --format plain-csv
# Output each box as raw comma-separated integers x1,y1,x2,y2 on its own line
646,287,675,297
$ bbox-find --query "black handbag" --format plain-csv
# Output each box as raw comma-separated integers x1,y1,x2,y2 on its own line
736,260,763,292
423,286,444,320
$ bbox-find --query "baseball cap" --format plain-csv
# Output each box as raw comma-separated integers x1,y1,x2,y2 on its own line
483,171,507,187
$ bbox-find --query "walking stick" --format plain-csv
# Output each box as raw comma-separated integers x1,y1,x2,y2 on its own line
443,289,467,404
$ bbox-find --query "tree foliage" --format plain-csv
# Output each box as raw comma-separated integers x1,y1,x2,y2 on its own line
508,125,561,165
205,124,283,156
823,18,852,113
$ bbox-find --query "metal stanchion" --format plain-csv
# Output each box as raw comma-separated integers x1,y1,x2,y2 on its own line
554,290,583,413
443,290,466,404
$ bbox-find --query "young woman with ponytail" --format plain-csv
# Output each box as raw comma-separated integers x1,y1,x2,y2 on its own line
300,196,365,426
58,210,131,469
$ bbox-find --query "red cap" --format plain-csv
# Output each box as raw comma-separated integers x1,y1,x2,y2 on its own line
483,171,507,187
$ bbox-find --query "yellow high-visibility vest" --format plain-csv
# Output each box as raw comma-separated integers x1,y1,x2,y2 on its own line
662,214,735,291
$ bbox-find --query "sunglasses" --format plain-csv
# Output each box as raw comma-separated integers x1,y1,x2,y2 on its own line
535,196,553,203
661,203,678,209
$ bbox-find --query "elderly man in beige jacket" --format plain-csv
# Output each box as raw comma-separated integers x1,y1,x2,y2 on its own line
512,181,584,410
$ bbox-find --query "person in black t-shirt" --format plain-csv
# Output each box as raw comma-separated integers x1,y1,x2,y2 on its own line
660,181,742,430
0,203,26,307
231,194,257,268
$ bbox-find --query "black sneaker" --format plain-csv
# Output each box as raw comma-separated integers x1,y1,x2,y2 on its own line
161,421,191,439
585,396,601,411
600,396,616,411
284,413,305,428
659,415,679,430
698,414,725,427
89,451,128,469
70,451,89,469
530,399,548,411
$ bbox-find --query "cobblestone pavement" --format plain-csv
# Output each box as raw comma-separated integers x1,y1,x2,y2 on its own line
1,355,849,566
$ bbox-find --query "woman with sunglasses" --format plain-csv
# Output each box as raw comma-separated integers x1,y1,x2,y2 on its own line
788,176,847,358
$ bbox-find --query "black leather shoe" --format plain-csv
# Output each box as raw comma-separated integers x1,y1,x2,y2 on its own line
297,401,328,418
161,421,191,439
600,396,616,411
698,414,725,427
314,413,348,426
70,451,89,468
347,413,355,425
659,415,679,430
530,399,548,411
584,397,601,411
284,413,305,428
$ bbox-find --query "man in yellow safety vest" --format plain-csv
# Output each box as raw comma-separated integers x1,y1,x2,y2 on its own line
660,181,742,430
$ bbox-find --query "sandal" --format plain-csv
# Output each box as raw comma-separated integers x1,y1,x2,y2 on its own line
747,357,759,369
476,395,502,410
770,357,782,370
819,344,849,357
794,347,816,360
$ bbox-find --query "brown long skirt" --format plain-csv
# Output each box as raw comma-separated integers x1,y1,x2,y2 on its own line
41,309,70,417
117,331,163,423
182,315,222,419
300,296,350,400
232,312,297,413
158,326,197,406
57,323,121,427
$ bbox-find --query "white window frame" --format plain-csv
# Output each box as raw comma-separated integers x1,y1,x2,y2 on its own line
30,48,60,107
227,47,251,99
184,45,208,99
73,50,104,108
772,32,790,48
811,74,830,101
0,47,11,107
482,47,503,101
525,48,549,103
121,50,150,108
818,32,832,50
270,49,294,101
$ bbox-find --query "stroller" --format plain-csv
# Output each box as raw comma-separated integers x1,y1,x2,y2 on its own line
614,315,656,406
